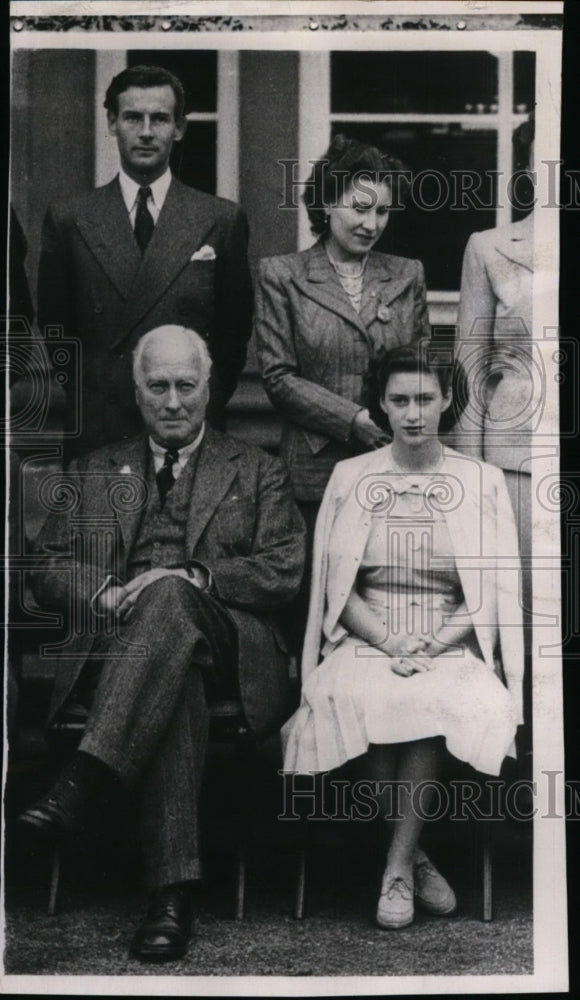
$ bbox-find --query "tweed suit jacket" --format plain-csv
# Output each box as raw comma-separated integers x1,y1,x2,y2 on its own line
255,240,431,502
31,428,306,740
37,176,253,460
452,213,535,471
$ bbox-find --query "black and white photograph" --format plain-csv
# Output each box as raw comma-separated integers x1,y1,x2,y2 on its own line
2,1,569,994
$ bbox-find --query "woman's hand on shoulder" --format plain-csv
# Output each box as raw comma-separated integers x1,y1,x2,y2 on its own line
351,409,390,449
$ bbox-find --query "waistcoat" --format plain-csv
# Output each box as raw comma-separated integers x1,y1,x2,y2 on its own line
127,450,200,579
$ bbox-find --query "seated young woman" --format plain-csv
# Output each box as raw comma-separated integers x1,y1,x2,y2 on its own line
283,344,524,930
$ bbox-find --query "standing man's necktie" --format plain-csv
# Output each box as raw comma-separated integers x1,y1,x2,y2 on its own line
134,186,154,253
156,449,179,506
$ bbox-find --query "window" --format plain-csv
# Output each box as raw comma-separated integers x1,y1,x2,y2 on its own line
299,50,535,306
127,50,218,194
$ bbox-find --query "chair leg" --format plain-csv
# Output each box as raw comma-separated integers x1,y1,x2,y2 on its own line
481,820,493,921
232,734,256,920
295,843,307,920
48,844,62,916
235,843,246,921
294,811,310,919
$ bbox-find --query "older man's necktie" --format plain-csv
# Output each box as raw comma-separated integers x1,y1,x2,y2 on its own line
134,186,154,253
156,449,179,506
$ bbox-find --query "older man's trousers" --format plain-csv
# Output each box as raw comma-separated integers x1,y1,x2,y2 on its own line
77,576,238,888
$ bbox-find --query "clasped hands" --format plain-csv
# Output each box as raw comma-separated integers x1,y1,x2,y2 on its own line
97,566,207,621
378,633,447,677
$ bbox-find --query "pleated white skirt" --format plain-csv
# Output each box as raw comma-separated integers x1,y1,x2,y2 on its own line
283,636,518,777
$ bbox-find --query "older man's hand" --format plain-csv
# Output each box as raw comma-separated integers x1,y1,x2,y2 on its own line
97,567,206,621
97,585,127,615
116,567,206,619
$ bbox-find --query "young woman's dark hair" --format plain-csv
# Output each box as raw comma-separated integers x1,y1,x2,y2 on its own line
303,134,411,237
364,343,468,436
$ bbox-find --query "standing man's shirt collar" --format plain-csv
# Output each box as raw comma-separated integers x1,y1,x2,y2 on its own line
118,167,172,225
148,423,206,478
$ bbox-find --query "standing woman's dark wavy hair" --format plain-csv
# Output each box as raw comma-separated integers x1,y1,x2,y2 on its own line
363,343,468,436
303,134,411,237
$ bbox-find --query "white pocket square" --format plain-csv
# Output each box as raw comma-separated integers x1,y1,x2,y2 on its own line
190,244,216,262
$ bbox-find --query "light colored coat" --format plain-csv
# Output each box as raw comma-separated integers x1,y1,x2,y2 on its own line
452,213,534,470
301,445,524,724
255,240,430,501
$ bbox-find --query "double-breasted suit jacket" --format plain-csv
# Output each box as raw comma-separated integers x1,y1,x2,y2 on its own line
31,428,306,740
255,240,431,502
452,213,535,471
37,176,253,460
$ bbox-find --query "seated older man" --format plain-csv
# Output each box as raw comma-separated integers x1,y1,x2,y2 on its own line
19,325,306,961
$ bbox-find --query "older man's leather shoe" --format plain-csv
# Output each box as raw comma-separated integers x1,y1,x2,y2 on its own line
131,883,194,962
19,776,91,840
19,752,117,840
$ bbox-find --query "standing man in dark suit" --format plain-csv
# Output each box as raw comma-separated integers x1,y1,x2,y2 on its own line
38,64,253,463
19,325,305,961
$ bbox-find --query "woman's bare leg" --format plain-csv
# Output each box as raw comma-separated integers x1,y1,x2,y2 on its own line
363,743,398,819
385,737,444,877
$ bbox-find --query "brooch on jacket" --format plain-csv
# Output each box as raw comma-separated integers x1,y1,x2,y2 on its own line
377,302,391,323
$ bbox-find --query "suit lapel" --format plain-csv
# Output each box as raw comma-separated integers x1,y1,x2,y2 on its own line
185,428,240,552
115,179,218,343
106,436,150,560
294,241,369,336
75,179,141,299
358,254,414,331
297,244,415,339
494,214,534,272
103,430,241,562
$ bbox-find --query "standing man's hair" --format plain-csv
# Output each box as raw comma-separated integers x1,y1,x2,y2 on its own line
104,65,186,120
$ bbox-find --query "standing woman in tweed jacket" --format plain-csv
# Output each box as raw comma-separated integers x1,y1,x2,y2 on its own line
255,135,431,643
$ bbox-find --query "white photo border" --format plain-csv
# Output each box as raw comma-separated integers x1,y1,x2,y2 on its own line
4,1,567,995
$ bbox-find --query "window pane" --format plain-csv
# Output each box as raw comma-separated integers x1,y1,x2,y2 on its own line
331,52,498,114
127,51,217,113
171,122,216,194
331,122,497,291
514,51,535,114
